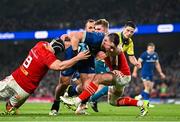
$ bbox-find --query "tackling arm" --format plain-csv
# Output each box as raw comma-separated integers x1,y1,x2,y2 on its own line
49,51,90,71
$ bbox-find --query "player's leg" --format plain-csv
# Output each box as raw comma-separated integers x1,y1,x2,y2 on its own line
60,71,121,109
135,76,153,101
74,58,100,114
60,64,99,114
74,72,96,114
108,86,142,107
77,72,114,102
66,76,82,97
6,93,29,115
141,80,152,100
0,75,30,115
49,75,72,115
50,46,75,115
116,97,149,116
108,86,149,117
90,85,108,112
66,84,78,97
60,52,132,111
90,59,110,112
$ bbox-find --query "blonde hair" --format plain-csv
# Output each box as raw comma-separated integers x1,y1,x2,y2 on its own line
95,19,109,28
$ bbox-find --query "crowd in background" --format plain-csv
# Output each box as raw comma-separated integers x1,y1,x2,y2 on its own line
0,0,180,31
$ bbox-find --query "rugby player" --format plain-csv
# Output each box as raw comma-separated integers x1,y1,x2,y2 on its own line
132,43,165,106
0,38,90,115
90,21,141,112
61,49,149,117
49,19,96,115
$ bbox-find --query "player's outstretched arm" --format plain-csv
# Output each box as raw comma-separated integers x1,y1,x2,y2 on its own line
49,50,90,71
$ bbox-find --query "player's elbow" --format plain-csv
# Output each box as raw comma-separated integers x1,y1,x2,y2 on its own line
58,65,67,71
49,60,67,71
55,62,68,71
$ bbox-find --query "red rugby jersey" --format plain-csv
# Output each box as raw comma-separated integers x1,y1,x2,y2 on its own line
12,41,57,94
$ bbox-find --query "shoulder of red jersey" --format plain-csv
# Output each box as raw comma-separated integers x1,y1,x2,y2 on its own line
35,41,49,47
32,41,56,58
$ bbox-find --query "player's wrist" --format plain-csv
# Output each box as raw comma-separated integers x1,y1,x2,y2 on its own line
73,50,78,57
134,63,139,67
159,72,163,75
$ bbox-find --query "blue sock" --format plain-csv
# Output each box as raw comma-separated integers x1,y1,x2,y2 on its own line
68,85,78,97
90,86,108,102
141,90,150,100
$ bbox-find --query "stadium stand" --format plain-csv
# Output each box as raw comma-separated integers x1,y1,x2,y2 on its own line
0,0,180,31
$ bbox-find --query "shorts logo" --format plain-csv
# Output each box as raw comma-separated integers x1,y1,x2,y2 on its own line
90,67,95,70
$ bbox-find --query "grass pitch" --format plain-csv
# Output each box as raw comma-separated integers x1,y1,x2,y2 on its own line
0,102,180,121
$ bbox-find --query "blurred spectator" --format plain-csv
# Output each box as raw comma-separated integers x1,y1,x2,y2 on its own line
0,0,180,31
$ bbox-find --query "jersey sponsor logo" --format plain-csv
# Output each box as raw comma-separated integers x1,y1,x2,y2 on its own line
146,59,156,62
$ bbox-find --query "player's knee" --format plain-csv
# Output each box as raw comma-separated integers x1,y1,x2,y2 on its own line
60,76,71,85
115,75,131,86
97,73,114,85
144,82,151,90
77,84,83,92
93,74,101,84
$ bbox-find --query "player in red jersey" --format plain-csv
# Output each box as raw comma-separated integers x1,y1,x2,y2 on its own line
61,51,149,116
0,38,90,115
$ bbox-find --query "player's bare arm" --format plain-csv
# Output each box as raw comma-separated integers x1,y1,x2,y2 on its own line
49,50,90,70
155,61,166,79
129,55,141,69
69,32,84,51
132,58,142,78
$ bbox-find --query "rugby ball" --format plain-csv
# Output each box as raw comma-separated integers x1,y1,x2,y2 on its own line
78,43,89,52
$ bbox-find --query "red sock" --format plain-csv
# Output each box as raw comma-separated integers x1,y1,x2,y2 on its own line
79,82,98,101
117,97,138,106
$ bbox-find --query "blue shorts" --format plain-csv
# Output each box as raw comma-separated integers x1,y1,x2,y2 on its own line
61,46,95,77
141,75,153,81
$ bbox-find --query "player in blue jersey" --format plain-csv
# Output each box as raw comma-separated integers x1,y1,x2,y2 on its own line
49,19,95,115
60,19,110,114
76,19,110,113
66,19,110,99
63,19,96,97
132,43,166,105
49,28,121,115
